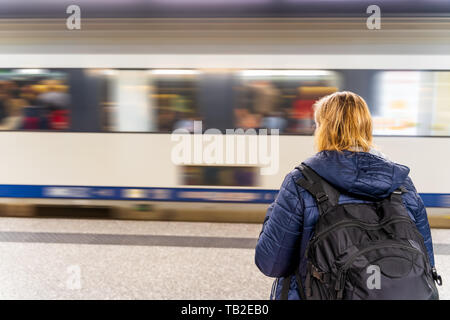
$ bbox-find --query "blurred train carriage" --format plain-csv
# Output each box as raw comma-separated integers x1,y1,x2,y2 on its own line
0,0,449,224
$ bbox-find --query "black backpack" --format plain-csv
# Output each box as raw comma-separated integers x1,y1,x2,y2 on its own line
282,164,442,300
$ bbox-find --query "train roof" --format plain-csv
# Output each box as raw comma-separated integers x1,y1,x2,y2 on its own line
1,0,450,19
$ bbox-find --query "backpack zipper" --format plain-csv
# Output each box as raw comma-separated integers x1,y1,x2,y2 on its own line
334,242,426,299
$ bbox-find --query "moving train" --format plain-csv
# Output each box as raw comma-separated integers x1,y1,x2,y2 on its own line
0,1,449,222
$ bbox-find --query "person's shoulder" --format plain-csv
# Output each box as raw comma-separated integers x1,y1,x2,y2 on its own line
401,176,421,204
279,166,306,197
402,175,415,189
285,166,303,182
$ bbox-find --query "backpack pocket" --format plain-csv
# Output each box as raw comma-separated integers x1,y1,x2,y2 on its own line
336,240,439,300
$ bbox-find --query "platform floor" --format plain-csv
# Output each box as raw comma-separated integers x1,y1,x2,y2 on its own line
0,217,448,300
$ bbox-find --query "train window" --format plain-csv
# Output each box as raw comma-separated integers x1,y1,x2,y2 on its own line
101,69,201,133
373,71,424,135
107,70,154,132
151,69,201,133
0,69,70,131
430,72,450,136
373,71,450,136
181,165,258,187
235,70,340,134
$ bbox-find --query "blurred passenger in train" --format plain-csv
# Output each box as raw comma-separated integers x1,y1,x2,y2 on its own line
158,108,176,132
0,85,9,126
255,91,438,300
20,96,49,130
20,84,36,102
291,88,315,134
234,107,262,130
261,110,287,132
236,81,280,130
173,115,195,132
173,112,202,133
1,87,27,130
7,87,27,115
37,80,70,130
289,87,336,134
247,81,279,116
38,80,70,109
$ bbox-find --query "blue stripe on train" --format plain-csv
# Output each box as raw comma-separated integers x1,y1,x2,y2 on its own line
0,185,448,207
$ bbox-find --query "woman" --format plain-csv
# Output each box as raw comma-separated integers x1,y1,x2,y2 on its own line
255,91,436,300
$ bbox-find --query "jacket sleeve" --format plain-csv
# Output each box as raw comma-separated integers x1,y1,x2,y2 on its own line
255,171,304,277
403,177,435,267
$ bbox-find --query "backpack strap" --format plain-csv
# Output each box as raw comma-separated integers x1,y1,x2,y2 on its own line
295,164,340,216
280,269,307,300
280,276,291,300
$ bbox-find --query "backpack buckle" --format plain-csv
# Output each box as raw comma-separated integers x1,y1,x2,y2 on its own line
432,267,443,286
311,267,329,283
315,192,329,203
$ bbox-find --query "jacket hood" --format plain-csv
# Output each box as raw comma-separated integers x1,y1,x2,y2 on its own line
303,150,410,200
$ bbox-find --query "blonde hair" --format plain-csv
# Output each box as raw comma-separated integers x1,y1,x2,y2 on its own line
314,91,373,152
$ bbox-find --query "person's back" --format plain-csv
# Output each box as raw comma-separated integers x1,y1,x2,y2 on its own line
255,91,441,300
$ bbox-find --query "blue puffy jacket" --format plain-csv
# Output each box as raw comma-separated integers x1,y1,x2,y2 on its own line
255,150,435,300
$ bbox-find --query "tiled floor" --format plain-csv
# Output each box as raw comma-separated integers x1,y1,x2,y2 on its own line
0,217,447,300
